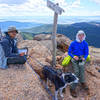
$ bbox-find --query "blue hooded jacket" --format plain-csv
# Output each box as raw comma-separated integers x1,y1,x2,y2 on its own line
68,40,89,60
68,30,89,60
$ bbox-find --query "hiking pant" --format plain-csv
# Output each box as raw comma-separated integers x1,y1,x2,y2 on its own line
7,55,27,65
70,58,86,90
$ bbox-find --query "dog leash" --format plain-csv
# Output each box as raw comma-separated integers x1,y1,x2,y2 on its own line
23,42,57,100
26,59,55,100
28,55,61,75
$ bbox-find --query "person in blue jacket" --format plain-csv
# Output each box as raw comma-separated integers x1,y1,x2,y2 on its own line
68,30,89,97
0,26,27,66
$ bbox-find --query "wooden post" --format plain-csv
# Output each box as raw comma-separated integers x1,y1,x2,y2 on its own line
47,0,64,67
52,12,58,67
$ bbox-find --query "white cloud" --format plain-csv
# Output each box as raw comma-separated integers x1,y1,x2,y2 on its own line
0,0,50,16
0,0,98,17
0,0,27,5
92,11,100,16
91,0,100,4
70,0,81,8
0,0,83,17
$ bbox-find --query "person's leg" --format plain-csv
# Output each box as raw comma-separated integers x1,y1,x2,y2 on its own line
70,59,79,90
7,55,27,65
79,61,85,83
70,59,79,97
79,61,89,91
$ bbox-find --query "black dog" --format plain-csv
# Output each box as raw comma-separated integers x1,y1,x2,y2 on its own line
42,66,79,100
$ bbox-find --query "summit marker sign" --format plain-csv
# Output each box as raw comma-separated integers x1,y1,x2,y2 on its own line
47,0,64,15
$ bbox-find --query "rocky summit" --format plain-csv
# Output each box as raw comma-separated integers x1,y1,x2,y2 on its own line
0,33,100,100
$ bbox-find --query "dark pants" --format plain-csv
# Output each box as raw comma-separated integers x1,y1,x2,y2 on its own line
7,55,27,65
70,58,86,90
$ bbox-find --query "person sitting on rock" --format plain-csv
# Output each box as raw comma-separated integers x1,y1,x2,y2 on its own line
0,26,27,66
68,30,89,97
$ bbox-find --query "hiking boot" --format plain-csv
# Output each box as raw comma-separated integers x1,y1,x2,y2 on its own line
81,83,89,90
81,83,90,95
62,88,66,93
70,89,77,98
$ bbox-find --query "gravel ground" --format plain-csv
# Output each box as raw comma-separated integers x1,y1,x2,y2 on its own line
0,63,49,100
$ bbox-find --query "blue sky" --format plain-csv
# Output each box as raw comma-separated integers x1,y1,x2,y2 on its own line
0,0,100,17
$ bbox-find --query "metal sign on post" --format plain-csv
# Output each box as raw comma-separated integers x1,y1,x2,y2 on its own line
47,0,64,67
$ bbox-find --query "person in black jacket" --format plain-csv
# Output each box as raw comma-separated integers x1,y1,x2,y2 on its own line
0,26,27,65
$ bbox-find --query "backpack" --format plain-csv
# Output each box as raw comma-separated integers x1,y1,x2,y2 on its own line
62,55,90,67
0,44,8,69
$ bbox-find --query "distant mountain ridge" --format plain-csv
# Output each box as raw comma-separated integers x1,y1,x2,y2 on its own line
0,21,42,31
21,22,100,48
0,21,100,48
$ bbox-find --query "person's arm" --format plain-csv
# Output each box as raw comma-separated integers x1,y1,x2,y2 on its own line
84,42,89,60
68,42,74,58
12,39,18,53
0,39,19,57
13,42,18,53
13,45,18,53
8,40,19,57
8,53,19,57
